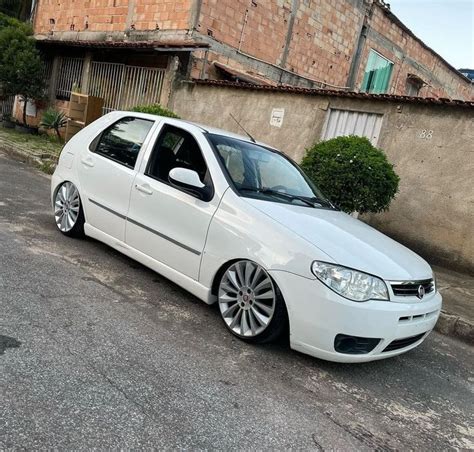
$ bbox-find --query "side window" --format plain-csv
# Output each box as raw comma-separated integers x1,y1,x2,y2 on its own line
146,124,210,184
361,49,393,94
92,117,153,169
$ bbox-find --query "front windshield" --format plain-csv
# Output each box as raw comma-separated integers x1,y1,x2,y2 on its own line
208,134,333,209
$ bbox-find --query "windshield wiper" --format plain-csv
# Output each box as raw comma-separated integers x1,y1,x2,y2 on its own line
239,187,322,208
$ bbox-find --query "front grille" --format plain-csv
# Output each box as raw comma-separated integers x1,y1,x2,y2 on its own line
383,333,426,352
391,279,434,298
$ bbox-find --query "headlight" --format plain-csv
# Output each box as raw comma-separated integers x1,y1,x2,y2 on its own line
311,261,389,302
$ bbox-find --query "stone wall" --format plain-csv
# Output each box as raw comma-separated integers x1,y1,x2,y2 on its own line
172,81,474,273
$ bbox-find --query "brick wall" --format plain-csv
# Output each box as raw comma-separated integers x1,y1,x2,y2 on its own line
194,0,473,99
33,0,474,100
34,0,193,34
358,5,473,100
284,0,361,88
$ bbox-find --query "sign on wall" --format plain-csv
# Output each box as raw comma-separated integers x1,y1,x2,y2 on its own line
270,108,285,128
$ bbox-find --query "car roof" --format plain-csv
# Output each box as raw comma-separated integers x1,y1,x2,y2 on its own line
114,111,273,148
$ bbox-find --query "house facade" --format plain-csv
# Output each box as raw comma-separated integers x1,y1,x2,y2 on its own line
30,0,473,116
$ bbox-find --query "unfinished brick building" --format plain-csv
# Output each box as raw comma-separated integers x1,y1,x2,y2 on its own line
32,0,473,113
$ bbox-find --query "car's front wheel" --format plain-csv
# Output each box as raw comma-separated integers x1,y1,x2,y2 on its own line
54,181,85,237
218,260,287,343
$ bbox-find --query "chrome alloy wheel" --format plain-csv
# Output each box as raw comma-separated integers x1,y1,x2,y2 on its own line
54,182,80,232
218,261,276,337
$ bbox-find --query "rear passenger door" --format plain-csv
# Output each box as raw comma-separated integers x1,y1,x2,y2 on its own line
77,116,154,242
126,123,220,280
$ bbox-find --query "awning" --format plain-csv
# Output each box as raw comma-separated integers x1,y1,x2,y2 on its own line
407,73,427,86
213,61,274,86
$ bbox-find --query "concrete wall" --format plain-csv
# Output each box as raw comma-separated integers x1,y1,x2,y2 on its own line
172,82,474,273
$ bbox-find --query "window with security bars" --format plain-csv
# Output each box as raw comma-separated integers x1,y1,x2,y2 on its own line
361,50,393,94
55,57,84,100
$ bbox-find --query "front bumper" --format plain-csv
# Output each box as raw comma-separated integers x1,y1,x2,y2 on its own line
270,270,442,363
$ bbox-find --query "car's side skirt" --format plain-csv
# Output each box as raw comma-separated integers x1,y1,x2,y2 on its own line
84,223,214,304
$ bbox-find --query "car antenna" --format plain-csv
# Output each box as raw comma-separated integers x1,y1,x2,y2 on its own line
230,113,256,143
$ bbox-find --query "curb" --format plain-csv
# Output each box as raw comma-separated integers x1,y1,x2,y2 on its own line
435,311,474,345
0,143,43,166
0,143,57,172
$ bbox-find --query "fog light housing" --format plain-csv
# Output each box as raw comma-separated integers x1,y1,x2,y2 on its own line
334,334,381,354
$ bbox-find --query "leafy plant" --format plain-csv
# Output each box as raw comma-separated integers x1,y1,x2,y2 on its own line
0,12,32,32
0,26,45,126
131,104,180,118
40,108,68,141
300,136,400,214
0,0,34,22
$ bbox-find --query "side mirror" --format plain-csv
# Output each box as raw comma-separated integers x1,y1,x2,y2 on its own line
168,167,210,200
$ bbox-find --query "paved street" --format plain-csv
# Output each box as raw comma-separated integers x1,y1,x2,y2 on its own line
0,151,473,450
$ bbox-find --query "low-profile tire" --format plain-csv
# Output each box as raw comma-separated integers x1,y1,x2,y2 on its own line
53,181,85,238
218,260,288,344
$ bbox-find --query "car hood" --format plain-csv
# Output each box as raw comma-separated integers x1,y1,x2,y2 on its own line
244,198,432,281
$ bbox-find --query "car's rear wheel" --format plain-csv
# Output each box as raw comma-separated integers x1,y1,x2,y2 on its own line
54,181,85,237
218,260,287,343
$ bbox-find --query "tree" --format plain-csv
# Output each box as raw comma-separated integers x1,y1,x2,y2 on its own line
0,25,45,125
0,11,31,31
0,0,33,21
300,136,400,214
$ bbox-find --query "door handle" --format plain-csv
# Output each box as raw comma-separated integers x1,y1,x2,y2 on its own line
81,157,94,168
135,184,153,195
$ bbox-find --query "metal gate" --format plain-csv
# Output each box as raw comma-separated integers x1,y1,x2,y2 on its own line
55,57,84,99
88,62,165,114
321,108,383,145
0,96,14,117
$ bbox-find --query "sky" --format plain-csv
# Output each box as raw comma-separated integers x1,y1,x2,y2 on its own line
389,0,474,69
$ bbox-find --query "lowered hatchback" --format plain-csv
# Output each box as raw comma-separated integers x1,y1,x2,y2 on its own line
51,112,442,363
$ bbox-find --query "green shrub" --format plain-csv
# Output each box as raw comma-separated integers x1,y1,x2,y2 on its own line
40,108,68,142
300,136,399,214
131,104,180,118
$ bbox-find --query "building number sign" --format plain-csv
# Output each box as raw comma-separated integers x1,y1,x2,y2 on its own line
419,130,433,139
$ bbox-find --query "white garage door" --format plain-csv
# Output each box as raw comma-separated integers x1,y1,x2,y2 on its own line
321,108,383,145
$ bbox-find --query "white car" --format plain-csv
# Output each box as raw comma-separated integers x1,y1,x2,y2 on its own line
51,111,442,363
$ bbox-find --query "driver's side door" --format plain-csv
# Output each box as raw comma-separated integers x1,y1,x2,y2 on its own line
125,123,220,280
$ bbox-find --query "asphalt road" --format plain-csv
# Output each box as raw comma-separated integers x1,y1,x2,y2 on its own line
0,150,473,450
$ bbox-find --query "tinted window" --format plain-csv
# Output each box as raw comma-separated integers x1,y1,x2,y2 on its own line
146,125,209,184
93,117,153,168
